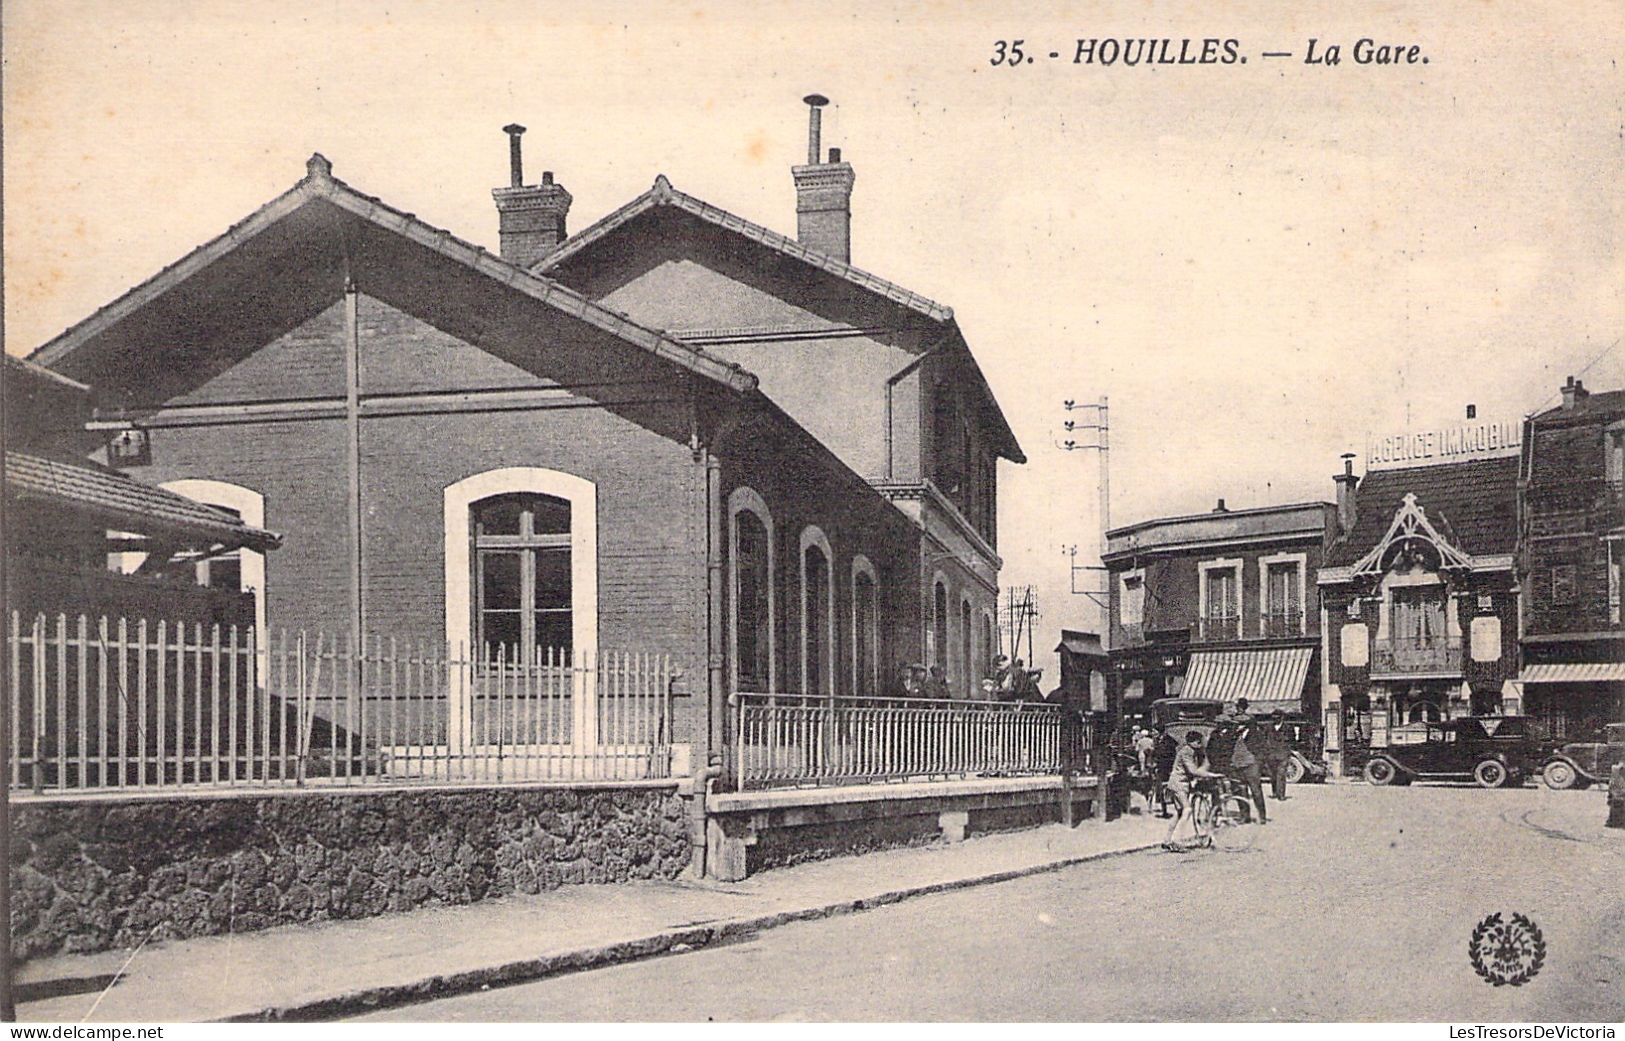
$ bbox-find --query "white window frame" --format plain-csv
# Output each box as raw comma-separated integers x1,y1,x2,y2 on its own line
159,480,267,666
850,554,879,697
1257,551,1308,636
1197,556,1243,637
799,525,836,696
728,487,777,694
1119,567,1146,629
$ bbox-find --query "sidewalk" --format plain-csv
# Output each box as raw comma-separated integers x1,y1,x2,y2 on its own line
15,810,1167,1022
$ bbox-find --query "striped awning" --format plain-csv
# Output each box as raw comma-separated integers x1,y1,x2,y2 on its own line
1183,647,1314,706
1519,663,1625,684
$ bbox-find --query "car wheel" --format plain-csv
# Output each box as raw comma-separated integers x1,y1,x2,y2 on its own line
1284,757,1305,784
1542,761,1577,790
1365,758,1398,786
1473,759,1507,789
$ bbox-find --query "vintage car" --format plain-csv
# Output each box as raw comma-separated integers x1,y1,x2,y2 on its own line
1363,716,1552,788
1146,698,1328,783
1541,722,1625,790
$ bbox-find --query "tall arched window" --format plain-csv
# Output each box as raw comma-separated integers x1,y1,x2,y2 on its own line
980,611,995,686
851,555,879,697
729,487,775,692
800,526,834,696
472,492,572,656
932,577,949,683
960,597,973,699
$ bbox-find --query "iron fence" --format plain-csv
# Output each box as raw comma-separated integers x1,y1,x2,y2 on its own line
6,612,674,794
728,692,1101,791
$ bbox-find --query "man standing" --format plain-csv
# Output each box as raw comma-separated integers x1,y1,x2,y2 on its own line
1265,710,1293,801
1215,697,1267,824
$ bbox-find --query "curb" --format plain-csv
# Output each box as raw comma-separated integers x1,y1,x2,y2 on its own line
228,839,1162,1021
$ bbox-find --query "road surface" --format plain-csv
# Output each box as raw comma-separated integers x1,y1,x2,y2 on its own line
358,782,1624,1021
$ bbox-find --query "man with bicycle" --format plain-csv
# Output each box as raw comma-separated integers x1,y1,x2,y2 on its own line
1163,729,1223,851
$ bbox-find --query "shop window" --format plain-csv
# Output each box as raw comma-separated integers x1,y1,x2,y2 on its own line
473,492,572,658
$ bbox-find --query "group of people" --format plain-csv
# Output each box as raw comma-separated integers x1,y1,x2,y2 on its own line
890,655,1047,702
1151,698,1297,851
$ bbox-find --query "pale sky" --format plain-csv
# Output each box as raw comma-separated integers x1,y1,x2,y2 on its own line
5,0,1622,676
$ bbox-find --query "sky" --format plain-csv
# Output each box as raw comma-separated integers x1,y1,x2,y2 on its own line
5,0,1622,678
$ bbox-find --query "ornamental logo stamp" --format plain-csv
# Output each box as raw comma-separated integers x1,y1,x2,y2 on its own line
1468,912,1546,987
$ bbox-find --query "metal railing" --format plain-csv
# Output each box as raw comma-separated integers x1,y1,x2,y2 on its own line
1370,634,1463,676
1195,615,1240,642
1261,610,1305,638
6,611,674,794
728,692,1100,791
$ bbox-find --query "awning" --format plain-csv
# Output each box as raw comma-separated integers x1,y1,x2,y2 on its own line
1182,647,1314,707
1519,663,1625,684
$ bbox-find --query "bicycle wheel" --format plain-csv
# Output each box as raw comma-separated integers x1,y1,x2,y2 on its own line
1210,794,1259,852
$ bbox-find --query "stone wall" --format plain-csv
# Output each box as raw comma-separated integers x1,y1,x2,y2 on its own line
8,783,690,960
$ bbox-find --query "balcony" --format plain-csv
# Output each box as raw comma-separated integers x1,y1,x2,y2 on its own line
1370,635,1463,678
1195,615,1240,642
1262,610,1305,638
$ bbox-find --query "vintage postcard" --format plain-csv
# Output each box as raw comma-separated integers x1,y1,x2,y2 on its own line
1,0,1621,1027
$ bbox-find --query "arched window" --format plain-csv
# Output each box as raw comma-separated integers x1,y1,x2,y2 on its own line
851,555,879,697
960,597,973,699
800,526,834,696
932,577,949,683
729,488,775,692
471,492,572,657
443,467,597,660
980,611,995,687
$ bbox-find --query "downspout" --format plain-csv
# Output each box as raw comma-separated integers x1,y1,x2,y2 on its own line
706,449,725,753
884,345,942,482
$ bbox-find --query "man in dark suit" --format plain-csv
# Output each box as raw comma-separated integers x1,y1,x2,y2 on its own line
1264,710,1294,800
1214,697,1267,824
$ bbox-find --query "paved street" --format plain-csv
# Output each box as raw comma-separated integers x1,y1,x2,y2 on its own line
359,783,1624,1022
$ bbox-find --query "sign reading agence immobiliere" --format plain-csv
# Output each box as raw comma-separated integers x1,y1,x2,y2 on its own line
1365,418,1522,471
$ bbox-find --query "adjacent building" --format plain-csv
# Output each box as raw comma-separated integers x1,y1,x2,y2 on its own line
1512,377,1625,736
1318,416,1523,775
1103,498,1337,724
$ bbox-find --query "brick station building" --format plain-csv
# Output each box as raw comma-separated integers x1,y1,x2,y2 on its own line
26,99,1022,770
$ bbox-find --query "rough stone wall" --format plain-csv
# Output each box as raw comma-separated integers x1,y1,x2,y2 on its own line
9,785,690,961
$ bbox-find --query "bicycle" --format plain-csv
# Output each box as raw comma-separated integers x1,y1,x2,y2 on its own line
1188,775,1260,852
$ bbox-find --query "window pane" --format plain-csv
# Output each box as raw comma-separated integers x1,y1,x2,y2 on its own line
481,551,522,609
535,612,572,655
480,611,521,654
805,546,830,694
529,495,571,536
736,513,771,688
534,547,572,609
474,495,525,536
207,553,242,592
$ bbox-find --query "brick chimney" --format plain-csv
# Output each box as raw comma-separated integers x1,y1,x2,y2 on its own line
1560,376,1590,410
492,124,572,267
1334,453,1359,536
792,94,855,263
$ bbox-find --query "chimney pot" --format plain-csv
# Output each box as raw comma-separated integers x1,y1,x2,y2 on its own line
1334,453,1360,536
492,123,572,267
1561,375,1590,410
1213,498,1228,513
792,93,855,262
1466,404,1476,419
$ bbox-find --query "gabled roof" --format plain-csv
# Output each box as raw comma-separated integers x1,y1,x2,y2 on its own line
535,174,1023,463
1325,457,1518,568
537,175,955,323
30,155,757,396
5,450,282,552
4,354,89,393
